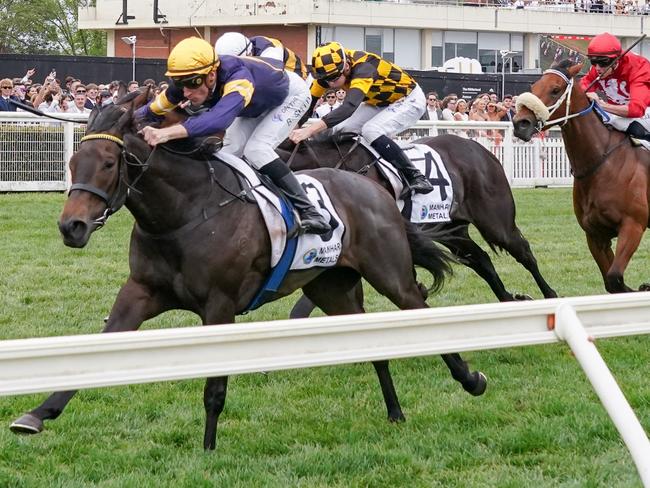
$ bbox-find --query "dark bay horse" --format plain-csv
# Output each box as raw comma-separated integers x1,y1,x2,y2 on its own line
513,60,650,293
10,93,486,450
278,133,557,318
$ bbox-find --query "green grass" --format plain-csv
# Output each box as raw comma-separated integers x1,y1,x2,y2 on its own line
0,189,649,487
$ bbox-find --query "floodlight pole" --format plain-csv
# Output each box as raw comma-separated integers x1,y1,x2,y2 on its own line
121,36,137,81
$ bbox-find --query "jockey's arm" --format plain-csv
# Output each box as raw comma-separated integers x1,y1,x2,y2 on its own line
586,92,631,117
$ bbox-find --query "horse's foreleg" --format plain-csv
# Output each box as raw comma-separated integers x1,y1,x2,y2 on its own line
10,278,167,435
607,220,645,293
203,377,229,450
586,234,617,292
201,299,236,451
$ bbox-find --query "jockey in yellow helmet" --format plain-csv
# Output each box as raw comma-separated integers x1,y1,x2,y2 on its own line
290,41,433,195
137,37,330,234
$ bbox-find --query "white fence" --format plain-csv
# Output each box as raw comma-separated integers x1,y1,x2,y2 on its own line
0,113,572,191
1,293,649,483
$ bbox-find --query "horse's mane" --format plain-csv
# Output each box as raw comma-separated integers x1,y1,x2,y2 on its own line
87,104,126,133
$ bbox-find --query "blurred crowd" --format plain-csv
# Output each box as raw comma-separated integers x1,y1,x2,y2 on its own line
0,69,170,113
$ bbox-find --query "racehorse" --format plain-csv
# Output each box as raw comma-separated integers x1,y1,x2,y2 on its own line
513,60,650,293
10,91,487,450
277,133,557,317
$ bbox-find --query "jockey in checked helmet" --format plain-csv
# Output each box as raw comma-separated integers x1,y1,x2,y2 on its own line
290,41,434,195
137,37,330,235
580,32,650,140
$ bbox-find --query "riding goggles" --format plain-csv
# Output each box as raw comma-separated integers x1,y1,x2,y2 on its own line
589,56,616,68
170,73,206,89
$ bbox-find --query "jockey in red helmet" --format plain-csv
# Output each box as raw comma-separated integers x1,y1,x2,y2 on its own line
580,32,650,140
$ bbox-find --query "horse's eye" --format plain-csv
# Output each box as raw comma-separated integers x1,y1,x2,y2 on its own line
103,159,116,169
552,87,561,96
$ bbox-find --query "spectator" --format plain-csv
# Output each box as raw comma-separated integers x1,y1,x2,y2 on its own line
97,90,113,108
0,78,19,111
440,94,458,121
335,88,346,103
469,97,489,121
67,85,91,114
38,90,63,113
453,99,470,138
421,91,442,136
127,80,139,93
314,89,339,117
143,78,156,89
84,83,99,110
500,94,516,121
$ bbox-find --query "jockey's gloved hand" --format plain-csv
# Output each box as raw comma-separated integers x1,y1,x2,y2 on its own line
134,105,164,130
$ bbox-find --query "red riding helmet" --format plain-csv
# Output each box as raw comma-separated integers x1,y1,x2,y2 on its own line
587,33,622,58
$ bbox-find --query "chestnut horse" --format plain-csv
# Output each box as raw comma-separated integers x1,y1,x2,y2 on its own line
10,91,486,450
513,60,650,293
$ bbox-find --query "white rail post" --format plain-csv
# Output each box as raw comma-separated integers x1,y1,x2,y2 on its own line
503,125,514,184
63,121,75,191
555,303,650,486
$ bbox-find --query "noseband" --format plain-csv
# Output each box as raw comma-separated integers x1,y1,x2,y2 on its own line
68,133,132,228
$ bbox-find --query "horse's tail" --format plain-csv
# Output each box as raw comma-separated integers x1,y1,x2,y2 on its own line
404,221,455,293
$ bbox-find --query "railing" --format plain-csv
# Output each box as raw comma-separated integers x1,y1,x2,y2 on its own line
1,293,649,482
0,114,571,191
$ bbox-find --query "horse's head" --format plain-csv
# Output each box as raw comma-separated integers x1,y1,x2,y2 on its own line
58,88,150,248
513,60,584,141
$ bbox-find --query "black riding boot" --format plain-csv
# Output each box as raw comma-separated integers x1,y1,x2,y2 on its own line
260,159,332,235
371,135,433,195
626,121,650,141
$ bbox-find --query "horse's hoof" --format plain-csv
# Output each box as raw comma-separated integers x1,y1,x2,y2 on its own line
639,283,650,291
513,293,534,301
388,412,406,423
463,371,487,396
10,413,43,435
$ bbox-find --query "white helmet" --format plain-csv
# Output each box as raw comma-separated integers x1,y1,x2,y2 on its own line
214,32,252,57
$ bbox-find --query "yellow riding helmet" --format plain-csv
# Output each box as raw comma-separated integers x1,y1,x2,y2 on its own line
311,42,346,81
166,37,219,78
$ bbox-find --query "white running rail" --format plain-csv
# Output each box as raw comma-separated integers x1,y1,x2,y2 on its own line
1,293,649,482
0,113,570,191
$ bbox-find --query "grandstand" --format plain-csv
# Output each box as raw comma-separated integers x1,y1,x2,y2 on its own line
79,0,650,74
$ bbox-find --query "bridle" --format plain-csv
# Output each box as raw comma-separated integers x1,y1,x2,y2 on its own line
518,68,627,179
68,133,150,227
517,68,597,133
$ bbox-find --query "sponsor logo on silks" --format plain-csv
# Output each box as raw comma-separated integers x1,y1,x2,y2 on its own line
303,248,318,265
420,205,428,220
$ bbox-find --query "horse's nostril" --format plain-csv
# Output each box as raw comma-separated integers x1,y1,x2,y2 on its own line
59,219,87,239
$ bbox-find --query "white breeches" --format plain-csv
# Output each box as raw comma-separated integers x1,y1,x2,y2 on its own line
221,70,311,169
332,84,425,143
605,106,650,132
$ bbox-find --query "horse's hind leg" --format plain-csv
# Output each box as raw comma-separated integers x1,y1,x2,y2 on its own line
495,226,558,299
289,294,317,319
358,243,487,397
302,271,405,422
10,278,168,435
436,223,515,301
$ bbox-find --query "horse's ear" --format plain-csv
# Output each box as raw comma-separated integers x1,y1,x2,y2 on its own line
116,105,134,134
116,81,128,100
569,62,583,78
130,87,150,110
86,105,101,131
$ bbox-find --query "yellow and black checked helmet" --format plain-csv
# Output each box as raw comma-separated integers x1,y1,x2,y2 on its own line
311,42,346,81
166,37,219,88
